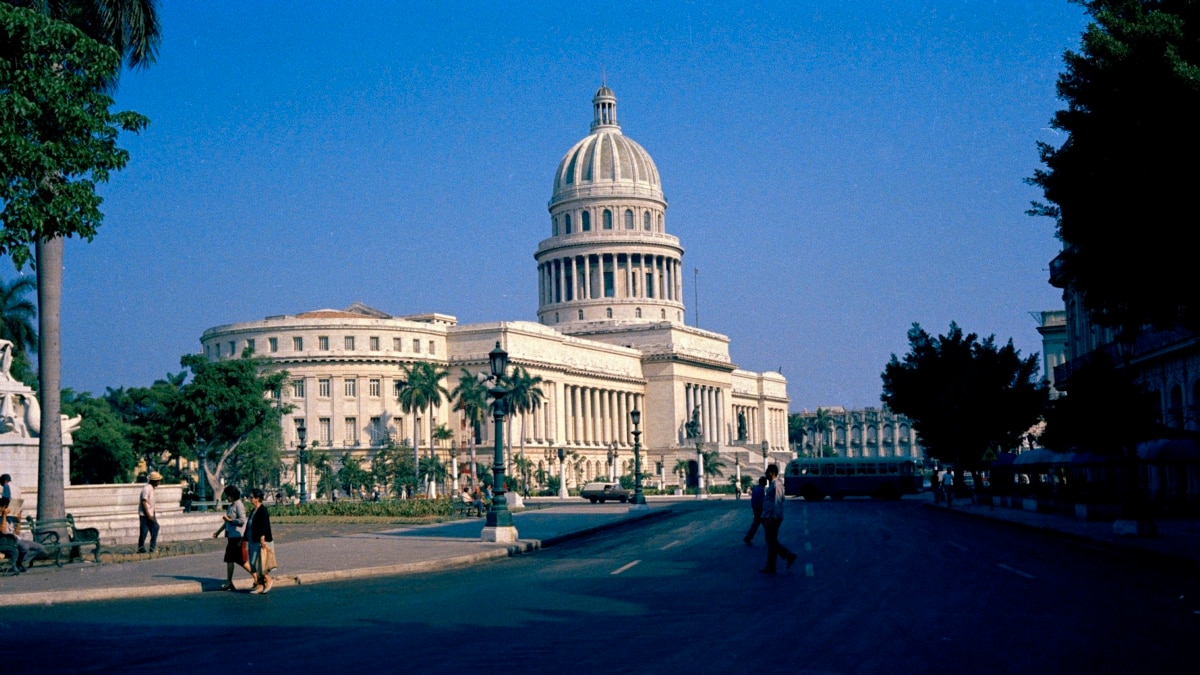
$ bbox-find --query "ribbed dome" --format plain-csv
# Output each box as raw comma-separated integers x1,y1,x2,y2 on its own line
550,87,663,204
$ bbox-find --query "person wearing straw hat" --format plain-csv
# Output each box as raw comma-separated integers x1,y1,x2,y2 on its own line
138,471,162,553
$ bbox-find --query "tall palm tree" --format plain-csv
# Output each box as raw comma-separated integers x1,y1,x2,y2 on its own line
701,450,726,491
7,0,160,524
809,408,835,457
396,361,449,478
451,368,488,484
673,458,692,489
504,366,544,471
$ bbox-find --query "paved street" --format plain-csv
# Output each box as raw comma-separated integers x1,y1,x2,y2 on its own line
6,500,1198,674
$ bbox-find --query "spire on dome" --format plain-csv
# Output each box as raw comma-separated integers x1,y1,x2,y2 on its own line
591,83,618,131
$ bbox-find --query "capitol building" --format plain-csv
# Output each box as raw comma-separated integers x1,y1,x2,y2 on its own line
200,86,789,491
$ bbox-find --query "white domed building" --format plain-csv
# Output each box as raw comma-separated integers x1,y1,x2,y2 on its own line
201,86,789,494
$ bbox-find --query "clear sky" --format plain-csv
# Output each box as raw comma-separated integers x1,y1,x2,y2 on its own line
18,1,1090,411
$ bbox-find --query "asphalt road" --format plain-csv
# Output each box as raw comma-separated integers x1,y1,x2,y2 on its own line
7,500,1198,674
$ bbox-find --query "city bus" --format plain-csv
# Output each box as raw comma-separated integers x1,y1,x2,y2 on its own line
783,457,923,500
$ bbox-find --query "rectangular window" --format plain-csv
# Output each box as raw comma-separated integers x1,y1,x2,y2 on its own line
215,343,221,357
345,417,358,445
269,337,278,353
344,378,357,397
246,339,256,354
393,337,403,351
229,341,236,356
292,379,305,398
428,340,435,354
370,336,380,351
369,379,381,397
370,417,383,444
413,339,421,353
319,336,330,350
293,336,303,351
318,378,331,398
393,380,403,399
318,418,331,443
345,336,355,351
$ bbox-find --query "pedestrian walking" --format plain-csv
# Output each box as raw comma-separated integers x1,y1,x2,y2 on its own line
942,470,954,508
138,471,161,553
245,488,276,594
212,485,253,590
931,468,941,504
743,476,768,545
759,464,796,574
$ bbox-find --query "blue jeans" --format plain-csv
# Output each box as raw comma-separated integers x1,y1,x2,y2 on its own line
138,516,159,551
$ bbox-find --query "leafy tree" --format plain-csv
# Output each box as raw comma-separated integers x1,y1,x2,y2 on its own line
504,366,545,470
62,390,136,483
336,452,371,497
451,367,488,484
787,413,804,449
0,275,37,385
223,423,283,492
396,361,449,481
1040,354,1158,456
807,408,836,457
1029,0,1200,336
170,352,289,501
882,322,1048,488
309,451,336,499
1,1,155,524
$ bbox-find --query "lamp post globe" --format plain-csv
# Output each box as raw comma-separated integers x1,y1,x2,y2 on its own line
629,408,647,509
482,342,518,543
557,447,569,499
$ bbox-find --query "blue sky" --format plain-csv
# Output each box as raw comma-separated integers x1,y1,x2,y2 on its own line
19,1,1089,411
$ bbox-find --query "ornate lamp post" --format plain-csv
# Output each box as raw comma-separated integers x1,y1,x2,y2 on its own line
297,427,309,505
450,441,459,494
629,408,647,509
762,439,770,472
607,446,615,483
482,342,518,543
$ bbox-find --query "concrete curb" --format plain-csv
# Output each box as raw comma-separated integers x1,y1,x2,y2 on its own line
0,509,669,606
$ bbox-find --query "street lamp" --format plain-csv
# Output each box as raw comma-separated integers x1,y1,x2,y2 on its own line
629,408,647,509
450,441,459,494
607,446,615,483
297,426,309,505
482,342,518,543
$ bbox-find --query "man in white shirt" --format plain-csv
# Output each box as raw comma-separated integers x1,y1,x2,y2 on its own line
138,471,162,553
760,464,797,574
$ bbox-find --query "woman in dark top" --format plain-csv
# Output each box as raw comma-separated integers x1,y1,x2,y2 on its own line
245,487,274,594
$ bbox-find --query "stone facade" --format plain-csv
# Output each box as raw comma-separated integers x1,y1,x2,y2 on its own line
200,86,789,492
793,407,922,459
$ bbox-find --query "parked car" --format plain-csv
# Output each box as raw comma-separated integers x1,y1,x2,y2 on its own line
580,482,629,503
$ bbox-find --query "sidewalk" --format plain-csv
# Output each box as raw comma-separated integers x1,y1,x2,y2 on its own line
927,497,1200,570
0,503,669,607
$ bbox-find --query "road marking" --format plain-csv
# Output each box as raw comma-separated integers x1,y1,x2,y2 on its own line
997,563,1035,579
805,563,814,577
948,542,968,551
661,540,682,550
611,560,641,575
804,542,812,551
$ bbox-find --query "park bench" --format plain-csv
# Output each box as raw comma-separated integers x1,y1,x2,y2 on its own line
24,514,102,566
0,533,19,576
451,499,486,517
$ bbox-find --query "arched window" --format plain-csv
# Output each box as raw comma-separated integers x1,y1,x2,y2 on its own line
564,213,572,234
603,209,613,230
643,212,650,230
660,309,666,319
1170,385,1184,428
605,307,612,318
552,217,558,236
578,309,584,320
656,214,662,231
581,211,590,231
635,308,642,318
555,312,559,323
625,209,634,229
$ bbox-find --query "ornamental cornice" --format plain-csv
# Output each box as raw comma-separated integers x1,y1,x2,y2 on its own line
535,233,683,258
640,351,738,373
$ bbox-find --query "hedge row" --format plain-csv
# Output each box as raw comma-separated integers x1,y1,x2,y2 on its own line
270,499,452,518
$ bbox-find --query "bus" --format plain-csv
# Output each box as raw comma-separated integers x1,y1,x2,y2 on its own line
784,457,922,500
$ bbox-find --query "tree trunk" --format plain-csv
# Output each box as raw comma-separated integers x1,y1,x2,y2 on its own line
35,236,66,523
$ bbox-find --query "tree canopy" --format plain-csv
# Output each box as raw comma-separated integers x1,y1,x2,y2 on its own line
0,4,149,268
1039,353,1159,455
881,323,1048,470
1028,0,1200,335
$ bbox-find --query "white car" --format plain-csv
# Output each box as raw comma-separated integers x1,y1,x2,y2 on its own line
580,482,629,504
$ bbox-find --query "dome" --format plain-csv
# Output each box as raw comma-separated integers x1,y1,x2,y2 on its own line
550,87,663,205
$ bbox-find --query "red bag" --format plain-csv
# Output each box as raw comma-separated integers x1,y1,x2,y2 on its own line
241,539,249,564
